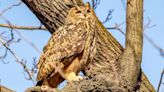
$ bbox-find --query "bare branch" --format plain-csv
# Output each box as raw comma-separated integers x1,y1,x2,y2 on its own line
0,15,41,54
102,9,114,24
144,17,156,30
144,17,164,57
0,49,7,59
107,18,164,57
91,0,100,10
144,34,164,57
0,37,20,62
0,24,47,31
14,30,41,53
157,69,164,92
0,16,15,44
0,9,40,83
1,60,9,64
0,34,35,84
0,2,22,16
106,22,125,35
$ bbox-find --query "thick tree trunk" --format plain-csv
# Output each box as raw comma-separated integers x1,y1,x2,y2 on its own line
22,0,83,34
22,0,155,92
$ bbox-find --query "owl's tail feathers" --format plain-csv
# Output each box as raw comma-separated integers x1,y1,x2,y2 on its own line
36,73,64,88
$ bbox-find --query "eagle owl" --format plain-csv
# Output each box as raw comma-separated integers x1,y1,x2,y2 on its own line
36,2,97,88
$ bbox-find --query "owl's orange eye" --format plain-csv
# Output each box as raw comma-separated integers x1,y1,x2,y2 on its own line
75,10,82,13
87,10,90,13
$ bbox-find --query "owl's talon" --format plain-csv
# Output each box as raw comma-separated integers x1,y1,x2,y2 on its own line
74,76,83,81
66,72,83,82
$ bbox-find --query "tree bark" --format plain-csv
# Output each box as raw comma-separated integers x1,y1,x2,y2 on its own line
119,0,143,89
0,85,15,92
22,0,156,92
21,0,83,34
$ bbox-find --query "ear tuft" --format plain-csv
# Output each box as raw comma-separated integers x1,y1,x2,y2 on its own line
85,2,91,9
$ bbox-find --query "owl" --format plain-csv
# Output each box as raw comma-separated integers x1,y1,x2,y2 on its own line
36,2,98,88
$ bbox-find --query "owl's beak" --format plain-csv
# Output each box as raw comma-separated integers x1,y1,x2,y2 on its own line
79,14,86,19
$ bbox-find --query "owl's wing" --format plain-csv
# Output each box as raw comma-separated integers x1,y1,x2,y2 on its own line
37,24,86,81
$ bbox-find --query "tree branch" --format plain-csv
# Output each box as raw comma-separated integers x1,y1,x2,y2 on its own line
0,85,15,92
0,24,47,31
119,0,143,90
21,0,83,34
157,69,164,92
0,2,22,16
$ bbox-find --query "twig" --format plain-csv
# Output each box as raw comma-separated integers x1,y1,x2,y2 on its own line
0,24,47,31
144,34,164,57
106,22,125,35
0,2,22,16
144,17,156,30
91,0,100,10
0,16,42,53
102,9,114,24
144,17,164,57
117,1,163,57
0,37,20,62
157,69,164,92
0,16,15,44
0,36,35,84
107,18,164,57
15,30,41,53
0,49,7,59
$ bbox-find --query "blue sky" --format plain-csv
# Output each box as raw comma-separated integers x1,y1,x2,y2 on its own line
0,0,163,92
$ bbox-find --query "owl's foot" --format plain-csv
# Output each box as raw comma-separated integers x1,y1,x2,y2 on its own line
66,72,83,81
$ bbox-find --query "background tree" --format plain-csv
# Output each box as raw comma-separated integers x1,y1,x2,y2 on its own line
0,0,163,92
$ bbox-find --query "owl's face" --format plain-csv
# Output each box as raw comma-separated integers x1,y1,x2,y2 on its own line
66,2,95,23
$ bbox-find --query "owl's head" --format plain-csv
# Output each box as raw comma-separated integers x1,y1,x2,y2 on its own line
66,2,96,23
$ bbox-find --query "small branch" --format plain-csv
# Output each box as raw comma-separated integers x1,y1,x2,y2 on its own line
144,17,156,30
102,9,114,24
0,16,41,53
15,30,41,53
144,34,164,57
0,37,35,84
0,16,15,44
157,69,164,92
0,48,7,59
107,18,164,57
144,17,164,57
91,0,100,10
0,24,47,31
0,2,22,16
106,22,125,35
0,37,20,62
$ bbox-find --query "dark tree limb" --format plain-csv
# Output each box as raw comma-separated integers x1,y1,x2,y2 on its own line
21,0,83,34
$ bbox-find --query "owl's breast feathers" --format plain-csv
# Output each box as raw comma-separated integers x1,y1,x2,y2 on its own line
36,21,97,82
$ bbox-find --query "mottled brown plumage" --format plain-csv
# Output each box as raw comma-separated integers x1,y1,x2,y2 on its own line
36,3,97,88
